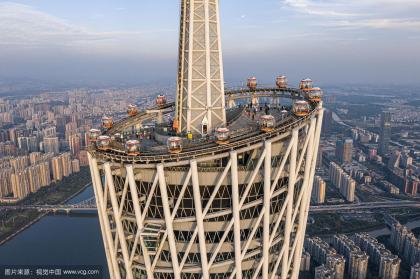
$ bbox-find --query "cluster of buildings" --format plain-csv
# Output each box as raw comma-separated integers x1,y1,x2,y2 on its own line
390,222,420,267
354,233,400,279
387,150,419,196
0,89,161,203
0,152,80,202
304,233,405,279
0,88,158,155
378,180,400,195
305,237,346,279
332,235,369,279
360,111,419,196
329,162,357,202
324,106,419,199
314,101,419,204
350,127,379,145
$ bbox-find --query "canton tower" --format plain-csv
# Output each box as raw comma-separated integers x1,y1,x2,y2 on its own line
88,0,324,278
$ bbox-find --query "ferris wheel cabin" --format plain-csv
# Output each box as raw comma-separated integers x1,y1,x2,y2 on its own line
293,100,311,117
276,76,288,89
247,77,258,90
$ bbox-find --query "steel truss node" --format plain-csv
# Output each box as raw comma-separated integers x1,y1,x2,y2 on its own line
88,107,324,279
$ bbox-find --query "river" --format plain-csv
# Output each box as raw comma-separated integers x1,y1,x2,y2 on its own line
0,186,109,278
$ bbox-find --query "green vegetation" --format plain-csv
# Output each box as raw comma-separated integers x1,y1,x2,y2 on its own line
18,167,91,206
0,210,40,239
389,208,420,224
307,212,385,236
0,167,91,243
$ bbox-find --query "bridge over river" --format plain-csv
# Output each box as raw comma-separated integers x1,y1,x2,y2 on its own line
2,198,420,214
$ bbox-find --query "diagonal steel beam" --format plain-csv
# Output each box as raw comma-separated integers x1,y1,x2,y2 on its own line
191,160,210,279
231,151,243,279
126,165,154,279
157,164,181,279
104,163,134,279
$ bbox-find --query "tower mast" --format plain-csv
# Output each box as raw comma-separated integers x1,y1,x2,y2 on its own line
175,0,226,135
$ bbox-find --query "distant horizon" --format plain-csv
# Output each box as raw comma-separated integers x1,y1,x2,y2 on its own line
1,78,420,99
0,1,419,87
2,76,420,88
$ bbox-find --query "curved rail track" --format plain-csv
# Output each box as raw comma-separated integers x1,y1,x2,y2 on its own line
91,87,318,164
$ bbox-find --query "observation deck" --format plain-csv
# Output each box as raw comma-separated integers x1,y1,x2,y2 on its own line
89,87,320,165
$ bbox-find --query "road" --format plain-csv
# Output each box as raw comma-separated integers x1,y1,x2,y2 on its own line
310,200,420,213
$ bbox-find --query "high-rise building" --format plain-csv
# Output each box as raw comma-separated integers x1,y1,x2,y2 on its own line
379,255,401,279
18,136,30,152
341,174,356,203
411,263,420,279
390,223,420,266
0,168,13,197
27,165,41,193
387,150,401,169
329,162,356,202
322,110,333,135
317,145,323,169
300,250,311,272
401,153,413,168
11,172,30,200
29,152,43,165
305,237,345,279
65,121,77,134
404,176,419,196
60,152,72,177
332,235,369,279
354,233,400,279
39,161,51,187
88,1,324,278
326,254,346,279
336,139,353,164
8,128,17,143
312,176,326,204
71,159,80,173
379,112,391,156
69,134,81,158
10,156,29,172
42,126,56,138
43,137,60,154
51,157,63,182
78,150,89,166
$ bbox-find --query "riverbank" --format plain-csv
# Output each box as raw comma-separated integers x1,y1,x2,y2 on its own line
0,167,92,245
0,212,47,246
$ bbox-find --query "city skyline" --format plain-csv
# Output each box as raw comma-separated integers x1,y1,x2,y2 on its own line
1,0,420,86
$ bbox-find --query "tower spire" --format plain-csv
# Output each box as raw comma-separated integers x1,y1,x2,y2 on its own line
175,0,226,135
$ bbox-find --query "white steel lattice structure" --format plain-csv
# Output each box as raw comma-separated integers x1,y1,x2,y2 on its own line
175,0,226,135
88,106,323,279
88,0,325,278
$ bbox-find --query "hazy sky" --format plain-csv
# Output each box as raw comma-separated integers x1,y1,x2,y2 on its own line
0,0,419,86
